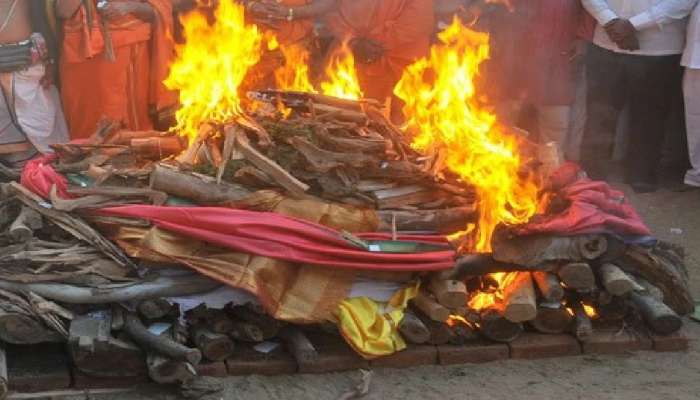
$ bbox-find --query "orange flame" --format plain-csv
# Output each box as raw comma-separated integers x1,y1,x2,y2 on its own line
320,41,364,100
275,43,316,93
395,18,539,252
583,304,599,319
467,272,517,311
164,0,264,142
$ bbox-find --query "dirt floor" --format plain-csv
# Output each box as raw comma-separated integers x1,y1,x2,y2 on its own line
78,183,700,400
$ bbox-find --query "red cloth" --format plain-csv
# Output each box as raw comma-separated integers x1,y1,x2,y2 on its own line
99,206,456,271
20,154,71,200
516,163,651,237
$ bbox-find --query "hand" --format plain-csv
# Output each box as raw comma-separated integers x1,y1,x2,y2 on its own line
604,18,640,51
247,1,289,20
98,2,136,21
350,37,384,64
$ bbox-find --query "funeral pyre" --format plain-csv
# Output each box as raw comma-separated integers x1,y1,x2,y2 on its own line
0,0,694,395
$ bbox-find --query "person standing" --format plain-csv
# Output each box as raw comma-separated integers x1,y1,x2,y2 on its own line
56,0,177,139
581,0,697,193
0,0,68,166
681,4,700,189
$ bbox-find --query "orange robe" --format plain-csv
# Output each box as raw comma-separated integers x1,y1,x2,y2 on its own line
326,0,434,100
59,0,176,139
275,0,314,45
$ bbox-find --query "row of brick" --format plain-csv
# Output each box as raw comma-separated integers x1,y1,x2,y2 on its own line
7,329,689,393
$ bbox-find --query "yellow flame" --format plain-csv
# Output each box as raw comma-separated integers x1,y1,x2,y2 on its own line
164,0,264,142
395,18,540,252
320,41,364,100
467,272,517,312
275,43,316,93
583,304,598,319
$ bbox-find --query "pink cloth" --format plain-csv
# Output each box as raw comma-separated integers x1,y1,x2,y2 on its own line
20,154,71,199
516,163,652,237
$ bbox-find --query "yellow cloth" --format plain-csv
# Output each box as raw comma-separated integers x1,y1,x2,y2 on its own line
335,282,419,359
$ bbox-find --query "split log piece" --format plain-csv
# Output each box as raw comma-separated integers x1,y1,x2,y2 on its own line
427,278,468,309
599,263,642,296
478,308,523,343
131,136,186,159
277,326,318,368
397,310,431,344
228,321,264,342
445,254,556,281
491,230,608,267
9,206,42,243
531,271,564,302
558,262,596,291
192,327,235,362
150,164,251,204
529,302,573,334
0,309,63,344
502,272,537,323
226,305,283,340
571,302,593,342
148,353,196,385
410,291,450,322
411,309,454,345
124,314,201,365
629,292,682,335
376,207,476,234
137,299,174,320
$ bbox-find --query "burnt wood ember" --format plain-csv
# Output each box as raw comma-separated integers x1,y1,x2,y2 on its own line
529,302,573,334
629,292,682,335
191,327,235,362
478,308,524,343
124,313,201,365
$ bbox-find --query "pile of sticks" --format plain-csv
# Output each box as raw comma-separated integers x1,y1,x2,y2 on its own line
401,229,693,346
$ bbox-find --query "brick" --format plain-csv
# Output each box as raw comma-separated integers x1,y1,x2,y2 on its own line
509,333,581,359
652,330,689,352
438,341,509,365
226,345,297,376
7,344,71,393
196,361,228,377
582,329,652,355
370,345,437,369
72,369,149,389
300,333,368,374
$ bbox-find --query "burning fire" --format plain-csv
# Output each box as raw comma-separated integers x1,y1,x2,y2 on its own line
395,18,540,252
274,43,316,93
467,272,517,311
165,0,264,142
319,41,364,100
583,304,598,319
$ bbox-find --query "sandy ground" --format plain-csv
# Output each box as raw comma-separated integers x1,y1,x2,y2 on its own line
78,184,700,400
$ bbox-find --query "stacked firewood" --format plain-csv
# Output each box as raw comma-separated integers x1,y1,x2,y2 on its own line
402,228,692,346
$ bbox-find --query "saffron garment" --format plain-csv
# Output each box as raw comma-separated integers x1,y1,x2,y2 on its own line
59,0,176,139
275,0,314,45
325,0,434,100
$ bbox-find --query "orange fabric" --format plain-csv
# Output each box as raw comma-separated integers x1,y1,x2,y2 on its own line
326,0,434,100
275,0,314,45
60,0,176,139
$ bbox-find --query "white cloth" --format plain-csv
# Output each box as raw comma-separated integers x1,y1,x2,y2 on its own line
683,68,700,186
583,0,698,55
682,5,700,66
0,63,68,158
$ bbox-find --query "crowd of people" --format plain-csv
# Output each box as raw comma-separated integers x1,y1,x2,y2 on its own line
1,0,699,193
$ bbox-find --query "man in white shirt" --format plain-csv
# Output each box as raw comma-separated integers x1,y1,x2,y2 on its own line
682,5,700,188
581,0,697,193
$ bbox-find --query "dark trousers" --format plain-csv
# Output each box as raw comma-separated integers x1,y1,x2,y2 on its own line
581,45,682,183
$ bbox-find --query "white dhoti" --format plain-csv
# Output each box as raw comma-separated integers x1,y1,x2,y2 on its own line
683,68,700,187
0,63,69,165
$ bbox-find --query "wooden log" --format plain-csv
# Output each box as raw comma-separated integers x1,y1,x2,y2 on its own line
502,272,537,323
150,164,250,204
376,207,476,234
192,327,235,362
411,310,453,345
427,278,468,309
531,271,564,302
599,263,641,296
0,309,63,344
314,104,368,124
277,326,318,369
398,311,431,344
124,314,201,365
0,275,221,304
529,302,573,334
445,254,555,281
411,291,450,322
234,129,309,197
137,299,174,320
289,136,376,173
558,262,596,291
0,344,7,400
629,292,682,335
8,206,42,243
571,302,593,342
130,136,186,160
447,322,479,345
226,305,283,340
229,321,264,342
491,228,608,267
147,354,196,385
208,311,235,335
478,308,523,343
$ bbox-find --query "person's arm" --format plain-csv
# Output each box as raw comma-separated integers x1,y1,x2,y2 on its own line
628,0,699,31
99,1,155,22
293,0,337,19
581,0,618,26
55,0,83,19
